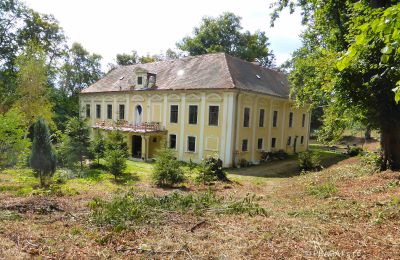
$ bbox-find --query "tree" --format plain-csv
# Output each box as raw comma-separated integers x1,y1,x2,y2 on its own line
0,108,31,168
59,42,103,96
91,131,105,166
57,43,103,130
116,50,139,65
104,130,128,179
152,148,185,187
272,0,400,169
177,12,275,67
63,117,91,171
29,117,56,187
0,0,66,112
14,44,54,134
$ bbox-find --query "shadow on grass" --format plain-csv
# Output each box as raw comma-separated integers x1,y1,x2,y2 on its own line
227,152,348,179
113,172,140,185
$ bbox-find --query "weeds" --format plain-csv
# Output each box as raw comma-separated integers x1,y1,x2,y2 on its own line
89,190,268,229
307,180,338,199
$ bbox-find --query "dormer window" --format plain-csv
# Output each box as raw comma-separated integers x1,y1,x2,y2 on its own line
137,76,143,85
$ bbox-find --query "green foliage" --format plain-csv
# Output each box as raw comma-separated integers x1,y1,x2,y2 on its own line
152,148,185,187
0,108,31,168
29,117,57,187
90,132,105,166
273,1,400,169
361,151,382,172
347,146,363,157
0,0,66,112
298,151,321,172
177,12,275,67
14,44,54,129
104,131,128,180
89,190,268,229
59,43,103,96
307,180,338,199
196,155,227,184
61,117,92,171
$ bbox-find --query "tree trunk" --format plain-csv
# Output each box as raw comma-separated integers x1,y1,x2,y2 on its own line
39,171,45,187
381,126,400,170
364,127,371,140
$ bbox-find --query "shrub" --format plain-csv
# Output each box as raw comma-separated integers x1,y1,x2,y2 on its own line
152,148,185,187
196,155,227,184
239,159,249,168
361,151,382,172
104,131,128,180
105,149,127,180
89,191,268,229
298,151,321,171
347,146,363,157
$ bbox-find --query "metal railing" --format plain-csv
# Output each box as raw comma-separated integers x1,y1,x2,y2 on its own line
93,120,166,133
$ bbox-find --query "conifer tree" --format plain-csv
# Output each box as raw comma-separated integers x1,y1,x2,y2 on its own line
29,117,56,187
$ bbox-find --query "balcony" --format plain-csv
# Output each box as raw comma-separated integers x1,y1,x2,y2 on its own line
93,120,166,133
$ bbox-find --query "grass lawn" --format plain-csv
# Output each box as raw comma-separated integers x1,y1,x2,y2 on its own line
0,149,399,259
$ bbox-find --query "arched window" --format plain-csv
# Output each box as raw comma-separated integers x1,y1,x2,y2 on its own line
135,105,142,124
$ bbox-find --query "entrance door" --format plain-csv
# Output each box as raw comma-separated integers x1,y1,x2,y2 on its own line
132,135,142,158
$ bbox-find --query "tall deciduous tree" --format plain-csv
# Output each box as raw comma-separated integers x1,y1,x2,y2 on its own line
177,12,275,67
272,0,400,169
14,44,53,134
29,117,56,187
59,42,103,96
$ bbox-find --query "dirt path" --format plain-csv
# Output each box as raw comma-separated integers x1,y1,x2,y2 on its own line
228,160,299,178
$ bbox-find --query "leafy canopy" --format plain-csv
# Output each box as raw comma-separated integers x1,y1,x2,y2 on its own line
177,12,275,67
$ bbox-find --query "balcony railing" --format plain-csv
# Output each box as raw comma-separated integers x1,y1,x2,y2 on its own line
93,120,166,133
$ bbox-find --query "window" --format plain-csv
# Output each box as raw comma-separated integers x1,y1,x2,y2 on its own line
302,114,306,127
188,136,196,152
96,104,101,119
271,138,276,148
137,76,143,85
289,112,293,127
208,106,219,126
257,138,263,150
243,107,250,127
107,104,112,119
301,136,304,144
119,104,125,120
169,134,177,149
273,111,278,127
242,139,248,151
170,105,178,123
188,105,198,124
259,109,265,127
86,104,90,118
287,136,292,146
152,137,157,142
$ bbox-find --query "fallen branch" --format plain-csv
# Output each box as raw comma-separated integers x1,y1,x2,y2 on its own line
189,220,207,232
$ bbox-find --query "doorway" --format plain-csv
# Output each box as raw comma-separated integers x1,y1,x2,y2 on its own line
132,135,142,158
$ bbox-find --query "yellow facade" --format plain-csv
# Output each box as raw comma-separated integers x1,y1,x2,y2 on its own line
80,89,310,167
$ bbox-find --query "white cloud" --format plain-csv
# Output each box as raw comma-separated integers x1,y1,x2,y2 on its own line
23,0,304,67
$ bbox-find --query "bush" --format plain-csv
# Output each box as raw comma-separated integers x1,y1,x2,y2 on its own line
347,146,363,157
361,151,382,172
152,148,185,187
298,151,321,171
196,155,228,184
105,149,127,180
89,190,268,230
239,159,249,168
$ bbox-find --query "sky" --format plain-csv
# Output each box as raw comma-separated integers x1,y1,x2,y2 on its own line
23,0,304,69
